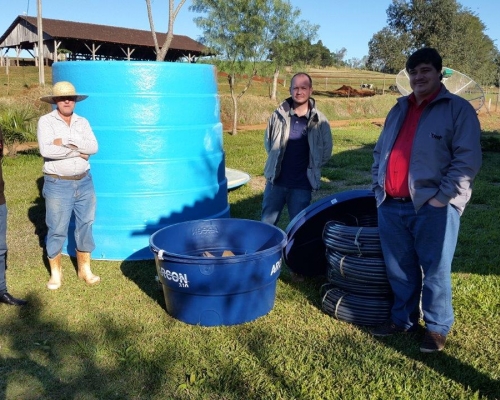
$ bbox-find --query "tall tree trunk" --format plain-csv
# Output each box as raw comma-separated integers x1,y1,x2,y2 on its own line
228,73,238,135
231,92,238,136
157,32,174,61
271,67,280,101
145,0,160,55
145,0,186,61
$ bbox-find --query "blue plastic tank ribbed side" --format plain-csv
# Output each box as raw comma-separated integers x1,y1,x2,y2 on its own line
52,61,229,260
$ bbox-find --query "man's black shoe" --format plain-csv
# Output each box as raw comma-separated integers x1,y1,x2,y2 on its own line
0,292,27,306
420,330,447,353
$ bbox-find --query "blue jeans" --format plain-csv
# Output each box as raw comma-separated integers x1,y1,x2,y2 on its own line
377,199,460,336
0,204,7,293
261,182,312,226
43,173,96,259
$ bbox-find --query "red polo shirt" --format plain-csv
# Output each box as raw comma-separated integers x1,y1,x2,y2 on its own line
385,87,441,197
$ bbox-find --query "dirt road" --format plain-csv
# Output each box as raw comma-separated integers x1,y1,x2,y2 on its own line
225,118,386,132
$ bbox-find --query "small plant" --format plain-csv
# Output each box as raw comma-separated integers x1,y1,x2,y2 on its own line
177,369,211,391
115,344,139,364
0,106,38,156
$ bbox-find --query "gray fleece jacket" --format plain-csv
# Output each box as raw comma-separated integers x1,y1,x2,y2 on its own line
263,97,333,190
372,85,482,215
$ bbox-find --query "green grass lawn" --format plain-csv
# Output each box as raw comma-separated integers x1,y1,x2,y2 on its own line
1,65,499,399
1,118,499,399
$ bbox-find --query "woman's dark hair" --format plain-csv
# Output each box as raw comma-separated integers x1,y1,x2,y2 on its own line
406,47,442,73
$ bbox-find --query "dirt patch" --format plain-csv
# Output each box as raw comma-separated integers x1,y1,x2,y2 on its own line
9,112,499,155
8,118,386,154
3,142,38,156
227,118,386,133
314,85,376,98
249,176,266,192
217,71,285,85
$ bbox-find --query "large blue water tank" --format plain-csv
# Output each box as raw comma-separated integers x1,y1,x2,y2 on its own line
52,62,230,260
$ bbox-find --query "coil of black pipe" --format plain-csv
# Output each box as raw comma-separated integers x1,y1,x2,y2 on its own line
323,220,381,256
325,250,391,295
320,284,392,326
342,213,378,227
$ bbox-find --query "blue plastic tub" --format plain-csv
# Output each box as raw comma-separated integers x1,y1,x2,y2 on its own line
150,218,287,326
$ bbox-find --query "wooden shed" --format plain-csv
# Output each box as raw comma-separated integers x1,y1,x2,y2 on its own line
0,15,210,65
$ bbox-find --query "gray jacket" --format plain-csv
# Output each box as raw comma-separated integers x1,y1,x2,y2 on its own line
263,97,333,190
372,85,482,215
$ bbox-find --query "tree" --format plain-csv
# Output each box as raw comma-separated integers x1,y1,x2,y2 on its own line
346,56,368,70
367,28,411,73
386,0,458,49
191,0,295,134
331,47,347,67
368,0,499,84
438,11,498,85
145,0,187,61
314,41,336,68
266,4,318,101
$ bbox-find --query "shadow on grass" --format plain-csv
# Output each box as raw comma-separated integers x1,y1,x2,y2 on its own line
370,332,500,399
0,292,197,399
120,259,165,310
26,176,51,278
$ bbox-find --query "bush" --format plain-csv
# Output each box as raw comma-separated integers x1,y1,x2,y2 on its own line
0,106,39,156
481,135,500,152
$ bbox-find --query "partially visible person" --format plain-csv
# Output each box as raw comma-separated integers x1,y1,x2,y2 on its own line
0,127,27,306
261,72,332,227
38,81,100,290
370,48,482,352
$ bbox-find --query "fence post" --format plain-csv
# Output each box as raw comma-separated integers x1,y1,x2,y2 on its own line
496,72,500,112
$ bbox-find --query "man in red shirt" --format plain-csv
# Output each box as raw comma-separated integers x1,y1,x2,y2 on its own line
370,48,482,352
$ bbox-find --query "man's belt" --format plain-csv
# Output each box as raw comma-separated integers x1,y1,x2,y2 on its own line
44,171,88,180
387,195,412,202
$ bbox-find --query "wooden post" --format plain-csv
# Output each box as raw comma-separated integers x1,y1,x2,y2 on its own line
84,43,101,60
54,40,61,62
37,0,45,86
496,71,500,112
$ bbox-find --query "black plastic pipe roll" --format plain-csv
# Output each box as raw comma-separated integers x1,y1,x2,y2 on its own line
320,284,392,326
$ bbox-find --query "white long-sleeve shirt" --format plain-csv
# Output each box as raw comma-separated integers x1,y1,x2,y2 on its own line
37,109,98,176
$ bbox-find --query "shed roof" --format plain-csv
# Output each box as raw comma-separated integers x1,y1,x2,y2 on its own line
0,15,209,61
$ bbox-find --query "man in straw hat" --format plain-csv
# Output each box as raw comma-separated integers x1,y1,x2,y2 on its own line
38,81,100,290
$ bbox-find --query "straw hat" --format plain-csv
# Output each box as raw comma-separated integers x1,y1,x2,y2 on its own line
40,81,88,104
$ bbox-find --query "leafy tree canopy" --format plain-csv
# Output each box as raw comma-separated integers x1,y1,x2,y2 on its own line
190,0,330,131
367,0,499,85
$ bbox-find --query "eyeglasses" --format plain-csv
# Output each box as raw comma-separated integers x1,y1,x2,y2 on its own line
54,96,77,102
291,86,311,92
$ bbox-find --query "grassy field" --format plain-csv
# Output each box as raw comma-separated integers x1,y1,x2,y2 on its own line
0,65,499,399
